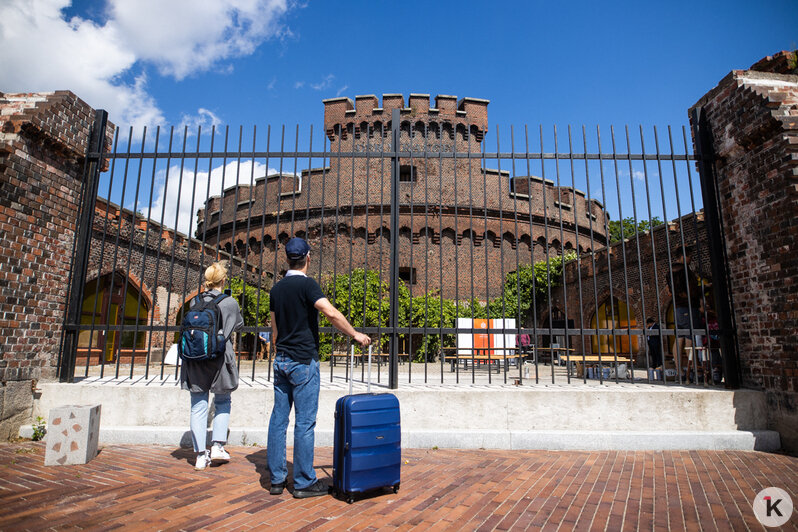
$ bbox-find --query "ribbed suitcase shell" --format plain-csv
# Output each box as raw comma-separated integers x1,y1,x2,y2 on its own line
332,392,401,502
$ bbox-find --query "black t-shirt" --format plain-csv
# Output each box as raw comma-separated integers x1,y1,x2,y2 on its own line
269,274,326,363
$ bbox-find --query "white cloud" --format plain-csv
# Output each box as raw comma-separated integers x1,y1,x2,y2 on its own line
310,74,335,91
107,0,289,80
0,0,292,127
142,160,278,236
336,85,348,97
180,108,223,132
294,81,306,89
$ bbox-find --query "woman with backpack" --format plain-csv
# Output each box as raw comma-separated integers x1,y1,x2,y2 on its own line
180,261,244,470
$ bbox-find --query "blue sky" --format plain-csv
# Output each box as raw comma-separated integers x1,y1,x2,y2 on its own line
3,0,795,129
1,0,796,233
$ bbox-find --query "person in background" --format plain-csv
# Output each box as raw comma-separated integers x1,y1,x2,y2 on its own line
258,327,271,361
181,261,244,471
669,247,702,368
267,237,371,498
645,318,662,369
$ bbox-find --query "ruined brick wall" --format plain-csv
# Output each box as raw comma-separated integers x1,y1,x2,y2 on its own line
553,213,710,353
0,91,114,438
689,51,798,451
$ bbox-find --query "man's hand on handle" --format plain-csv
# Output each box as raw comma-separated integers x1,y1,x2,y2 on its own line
353,332,371,348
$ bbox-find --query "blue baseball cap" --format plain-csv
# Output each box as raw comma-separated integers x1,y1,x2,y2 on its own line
285,237,310,260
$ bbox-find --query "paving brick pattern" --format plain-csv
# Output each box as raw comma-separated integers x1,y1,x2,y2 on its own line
0,442,796,531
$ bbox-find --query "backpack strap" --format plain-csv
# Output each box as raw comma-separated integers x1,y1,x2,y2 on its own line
207,292,232,341
210,293,228,305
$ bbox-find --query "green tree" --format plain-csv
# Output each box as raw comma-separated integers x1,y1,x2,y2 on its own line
228,277,270,338
318,269,411,358
409,293,457,362
608,216,663,243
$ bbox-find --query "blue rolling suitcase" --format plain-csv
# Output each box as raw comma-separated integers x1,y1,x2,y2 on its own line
332,346,401,503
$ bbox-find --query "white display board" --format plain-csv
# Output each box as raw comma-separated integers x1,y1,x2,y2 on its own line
456,318,516,356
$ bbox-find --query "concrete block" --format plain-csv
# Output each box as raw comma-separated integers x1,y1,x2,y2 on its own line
45,404,101,466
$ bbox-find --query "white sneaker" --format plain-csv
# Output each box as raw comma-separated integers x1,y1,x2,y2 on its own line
210,443,230,463
194,451,210,471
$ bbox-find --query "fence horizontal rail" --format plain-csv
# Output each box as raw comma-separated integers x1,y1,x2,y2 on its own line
90,150,697,162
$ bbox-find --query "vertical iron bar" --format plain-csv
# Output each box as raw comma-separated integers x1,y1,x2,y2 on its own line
583,126,602,383
134,126,175,378
59,109,108,382
624,126,648,382
654,126,680,384
667,126,695,385
388,108,400,389
596,126,615,384
83,126,122,378
690,109,740,388
152,125,189,379
610,126,631,382
553,125,570,380
639,126,666,383
240,126,258,372
525,126,540,383
171,125,204,380
567,126,586,383
540,126,555,384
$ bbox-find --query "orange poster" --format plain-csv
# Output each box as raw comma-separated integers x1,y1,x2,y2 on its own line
473,319,493,355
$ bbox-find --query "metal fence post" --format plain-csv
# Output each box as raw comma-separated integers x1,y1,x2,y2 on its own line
59,110,108,382
388,109,400,389
691,107,741,389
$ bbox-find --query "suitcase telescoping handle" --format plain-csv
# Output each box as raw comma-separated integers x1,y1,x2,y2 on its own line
348,343,374,395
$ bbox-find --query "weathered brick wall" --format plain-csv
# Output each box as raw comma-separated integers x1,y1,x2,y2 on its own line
81,198,266,366
0,91,114,438
689,51,798,451
553,213,710,354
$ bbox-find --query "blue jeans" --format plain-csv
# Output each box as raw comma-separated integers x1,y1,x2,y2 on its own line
267,354,320,490
189,392,231,452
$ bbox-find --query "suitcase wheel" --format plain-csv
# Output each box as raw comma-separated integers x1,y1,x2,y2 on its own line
346,494,354,504
393,484,400,493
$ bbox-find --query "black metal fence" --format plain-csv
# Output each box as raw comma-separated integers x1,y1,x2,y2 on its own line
59,109,739,388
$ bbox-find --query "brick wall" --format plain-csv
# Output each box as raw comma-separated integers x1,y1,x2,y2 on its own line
689,51,798,451
0,91,114,438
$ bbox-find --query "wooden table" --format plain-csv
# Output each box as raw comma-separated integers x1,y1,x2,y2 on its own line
524,347,576,365
558,354,632,378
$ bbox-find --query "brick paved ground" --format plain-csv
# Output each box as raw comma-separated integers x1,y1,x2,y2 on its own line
0,442,796,531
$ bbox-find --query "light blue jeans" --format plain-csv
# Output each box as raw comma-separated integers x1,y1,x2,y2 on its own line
189,392,231,452
267,354,320,490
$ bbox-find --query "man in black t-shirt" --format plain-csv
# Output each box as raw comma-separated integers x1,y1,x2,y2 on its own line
266,237,370,499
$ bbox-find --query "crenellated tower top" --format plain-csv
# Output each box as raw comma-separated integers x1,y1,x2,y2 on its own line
323,93,489,143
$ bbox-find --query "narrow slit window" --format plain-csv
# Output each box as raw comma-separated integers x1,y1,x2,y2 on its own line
399,267,417,285
399,164,416,183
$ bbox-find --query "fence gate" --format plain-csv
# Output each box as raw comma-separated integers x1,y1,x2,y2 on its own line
59,104,739,389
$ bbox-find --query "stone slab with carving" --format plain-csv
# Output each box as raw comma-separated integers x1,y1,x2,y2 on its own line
44,404,101,466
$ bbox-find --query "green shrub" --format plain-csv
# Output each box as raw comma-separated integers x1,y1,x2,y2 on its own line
31,416,46,441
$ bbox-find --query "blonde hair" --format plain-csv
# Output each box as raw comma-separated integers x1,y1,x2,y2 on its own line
204,261,228,290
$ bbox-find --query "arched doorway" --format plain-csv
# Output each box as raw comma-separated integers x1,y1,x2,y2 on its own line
590,299,639,355
78,272,150,364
